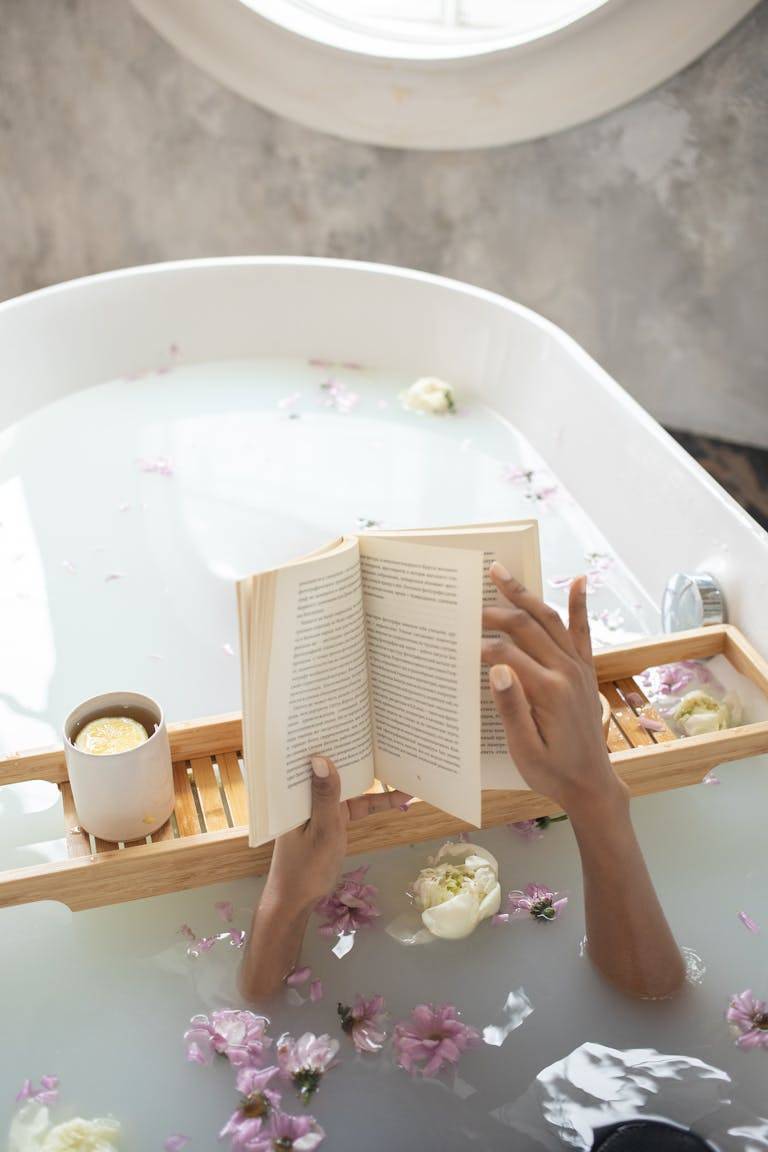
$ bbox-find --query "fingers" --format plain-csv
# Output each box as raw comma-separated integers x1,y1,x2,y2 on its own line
481,634,552,693
488,561,575,659
346,789,412,821
567,575,593,664
483,604,568,669
309,755,341,825
488,663,543,760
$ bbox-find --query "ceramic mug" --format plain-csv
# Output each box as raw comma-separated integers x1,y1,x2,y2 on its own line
64,691,174,842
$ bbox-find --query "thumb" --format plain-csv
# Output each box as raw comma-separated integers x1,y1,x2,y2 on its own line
488,664,540,760
310,755,341,823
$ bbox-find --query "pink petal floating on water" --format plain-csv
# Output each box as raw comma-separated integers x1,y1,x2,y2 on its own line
702,772,720,785
104,572,124,583
547,575,574,589
278,392,302,409
149,653,163,661
309,979,324,1002
215,900,233,923
164,1136,189,1151
138,456,174,476
285,966,312,987
178,923,196,941
637,715,664,733
222,643,235,656
61,560,77,574
738,911,760,934
228,929,246,948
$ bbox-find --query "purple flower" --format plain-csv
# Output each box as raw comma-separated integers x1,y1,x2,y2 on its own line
276,1032,339,1103
220,1066,282,1149
314,865,380,938
337,994,388,1054
14,1074,59,1106
504,883,568,922
237,1110,325,1151
393,1004,480,1078
507,820,543,843
727,990,768,1050
184,1009,271,1068
738,911,760,934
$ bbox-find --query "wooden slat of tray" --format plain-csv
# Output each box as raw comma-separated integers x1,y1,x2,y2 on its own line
190,757,229,832
3,625,768,911
601,683,656,747
217,752,248,827
173,761,203,837
60,782,91,858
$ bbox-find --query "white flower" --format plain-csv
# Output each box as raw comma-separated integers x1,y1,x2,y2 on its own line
412,842,500,940
674,690,735,737
400,376,455,414
43,1117,121,1152
8,1105,121,1152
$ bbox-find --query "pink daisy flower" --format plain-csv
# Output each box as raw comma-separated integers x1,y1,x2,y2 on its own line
239,1110,325,1151
220,1066,282,1150
314,865,380,938
337,994,388,1053
499,883,568,923
392,1003,480,1078
727,990,768,1050
184,1009,271,1068
276,1032,339,1103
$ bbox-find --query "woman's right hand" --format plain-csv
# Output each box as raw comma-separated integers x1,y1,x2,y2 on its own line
481,564,627,818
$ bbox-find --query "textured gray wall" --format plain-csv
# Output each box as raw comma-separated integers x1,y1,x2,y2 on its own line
1,0,766,445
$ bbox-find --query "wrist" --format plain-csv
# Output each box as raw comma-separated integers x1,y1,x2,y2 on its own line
260,878,317,922
563,774,630,832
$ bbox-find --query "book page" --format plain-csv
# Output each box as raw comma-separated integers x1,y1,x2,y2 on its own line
240,538,375,845
358,535,483,826
365,523,540,791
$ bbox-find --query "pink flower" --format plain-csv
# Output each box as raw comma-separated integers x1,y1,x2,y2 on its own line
727,990,768,1050
503,883,568,922
215,900,234,923
318,379,358,413
220,1066,282,1149
276,1032,339,1103
393,1004,480,1078
337,994,388,1054
637,715,664,733
236,1110,325,1151
164,1136,189,1151
138,455,174,476
15,1075,59,1106
184,1009,271,1068
314,865,380,938
507,820,543,843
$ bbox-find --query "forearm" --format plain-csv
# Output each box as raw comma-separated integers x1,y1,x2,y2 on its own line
569,787,686,998
238,884,313,1003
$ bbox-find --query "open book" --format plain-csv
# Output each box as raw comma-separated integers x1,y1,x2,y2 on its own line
238,520,541,846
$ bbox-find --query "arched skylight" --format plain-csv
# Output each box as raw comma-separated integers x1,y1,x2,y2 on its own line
244,0,612,58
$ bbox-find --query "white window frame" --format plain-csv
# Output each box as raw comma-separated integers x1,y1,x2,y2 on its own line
132,0,760,149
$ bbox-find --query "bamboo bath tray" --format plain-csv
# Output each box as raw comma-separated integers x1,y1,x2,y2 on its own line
2,625,768,911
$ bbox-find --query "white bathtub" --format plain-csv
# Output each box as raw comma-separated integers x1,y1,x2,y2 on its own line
1,259,766,1151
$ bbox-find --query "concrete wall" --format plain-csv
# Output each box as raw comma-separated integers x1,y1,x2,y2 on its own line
1,0,766,445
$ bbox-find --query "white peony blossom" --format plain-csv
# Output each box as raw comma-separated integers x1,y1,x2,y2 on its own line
8,1104,121,1152
674,690,736,737
401,376,455,414
412,842,500,940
